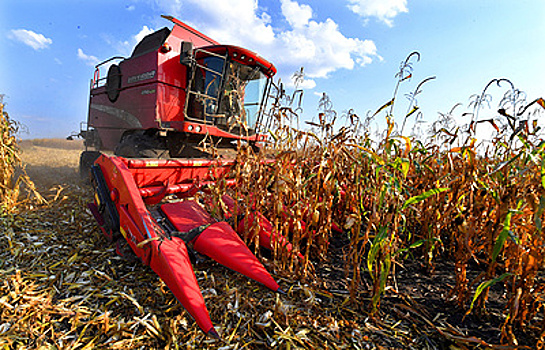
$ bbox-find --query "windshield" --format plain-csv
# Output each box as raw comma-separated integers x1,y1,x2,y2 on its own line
187,55,268,134
217,61,267,132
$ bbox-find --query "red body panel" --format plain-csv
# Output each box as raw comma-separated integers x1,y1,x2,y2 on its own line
89,53,164,150
161,200,210,231
193,222,280,291
95,156,154,262
148,238,215,335
123,158,234,188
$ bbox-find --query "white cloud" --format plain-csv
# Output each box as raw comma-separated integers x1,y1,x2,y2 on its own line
280,0,313,29
135,26,155,43
297,78,316,90
182,0,276,48
151,0,380,86
278,17,379,79
8,29,52,50
77,48,99,67
347,0,408,27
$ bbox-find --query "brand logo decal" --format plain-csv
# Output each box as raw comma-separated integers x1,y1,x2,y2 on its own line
128,70,156,84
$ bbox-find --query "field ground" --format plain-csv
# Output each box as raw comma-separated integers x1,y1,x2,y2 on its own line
0,138,539,349
19,139,84,191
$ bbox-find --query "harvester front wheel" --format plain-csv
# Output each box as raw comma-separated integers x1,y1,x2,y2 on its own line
114,132,169,158
79,151,101,181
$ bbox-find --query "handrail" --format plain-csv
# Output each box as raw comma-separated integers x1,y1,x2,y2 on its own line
94,56,125,69
92,56,126,89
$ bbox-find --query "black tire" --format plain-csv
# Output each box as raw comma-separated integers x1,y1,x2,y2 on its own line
114,132,169,158
114,133,139,158
90,164,121,242
79,151,101,181
139,147,169,158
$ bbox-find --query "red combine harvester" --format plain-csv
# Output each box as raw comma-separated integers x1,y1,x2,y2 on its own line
77,16,293,337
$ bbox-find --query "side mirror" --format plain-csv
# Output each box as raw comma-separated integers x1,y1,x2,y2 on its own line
180,41,194,67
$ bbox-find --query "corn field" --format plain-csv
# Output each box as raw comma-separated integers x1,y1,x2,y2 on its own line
211,60,545,347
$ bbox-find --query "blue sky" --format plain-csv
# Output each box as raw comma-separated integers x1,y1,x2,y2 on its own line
1,0,544,139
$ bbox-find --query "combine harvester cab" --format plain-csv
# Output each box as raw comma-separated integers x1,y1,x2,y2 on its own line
79,16,291,337
80,15,275,159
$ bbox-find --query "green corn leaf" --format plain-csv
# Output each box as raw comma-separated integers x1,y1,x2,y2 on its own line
517,134,531,150
379,255,391,293
541,155,545,189
391,157,410,178
455,193,467,214
411,140,428,155
349,143,385,165
367,226,388,275
468,273,512,315
268,129,278,141
492,200,523,263
396,237,440,256
535,195,545,233
371,257,392,313
401,187,449,210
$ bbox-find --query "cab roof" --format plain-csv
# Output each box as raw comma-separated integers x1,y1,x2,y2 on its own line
196,45,276,78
